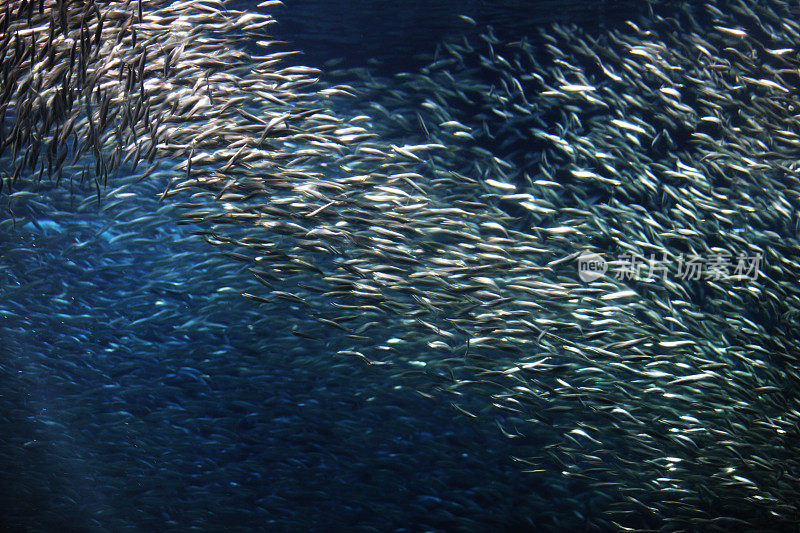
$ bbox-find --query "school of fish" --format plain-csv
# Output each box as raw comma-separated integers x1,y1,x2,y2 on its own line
1,0,799,531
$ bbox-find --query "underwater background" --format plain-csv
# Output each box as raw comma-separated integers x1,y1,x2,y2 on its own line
1,0,799,531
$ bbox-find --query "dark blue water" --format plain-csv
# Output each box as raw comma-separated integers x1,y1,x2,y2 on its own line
0,189,549,531
257,0,644,74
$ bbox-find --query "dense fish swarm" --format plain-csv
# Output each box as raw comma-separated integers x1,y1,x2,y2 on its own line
2,0,800,531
